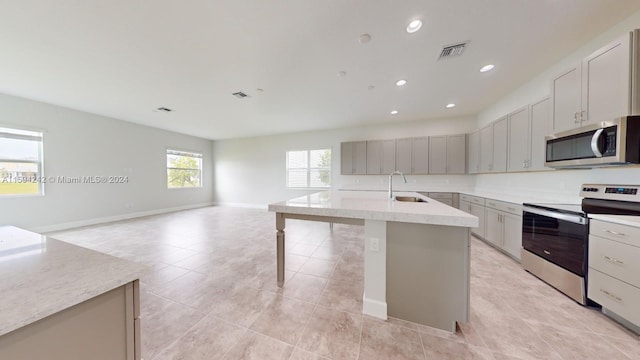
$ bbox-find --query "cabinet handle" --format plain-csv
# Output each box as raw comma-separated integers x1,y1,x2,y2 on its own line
602,255,624,265
604,229,627,237
580,110,586,122
543,250,551,255
574,111,580,123
507,207,517,212
599,289,623,302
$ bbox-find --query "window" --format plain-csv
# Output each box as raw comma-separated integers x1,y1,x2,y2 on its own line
0,126,44,196
286,149,331,188
167,149,202,188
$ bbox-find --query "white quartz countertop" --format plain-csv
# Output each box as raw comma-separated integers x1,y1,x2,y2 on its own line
268,191,478,227
0,226,147,337
589,214,640,228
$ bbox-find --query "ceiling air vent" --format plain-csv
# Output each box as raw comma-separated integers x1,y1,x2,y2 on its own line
438,41,469,60
232,91,249,99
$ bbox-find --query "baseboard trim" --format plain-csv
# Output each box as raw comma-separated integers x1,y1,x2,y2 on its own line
362,294,388,320
33,202,215,234
212,202,268,210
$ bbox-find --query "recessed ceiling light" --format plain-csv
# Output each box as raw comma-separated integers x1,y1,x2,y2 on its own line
396,79,407,86
480,64,495,73
359,34,371,44
406,20,422,33
391,110,399,115
446,103,456,108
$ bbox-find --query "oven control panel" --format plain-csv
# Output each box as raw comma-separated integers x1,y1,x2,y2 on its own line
581,184,640,202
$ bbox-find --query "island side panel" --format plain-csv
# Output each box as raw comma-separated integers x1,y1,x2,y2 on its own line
363,219,388,319
386,222,470,332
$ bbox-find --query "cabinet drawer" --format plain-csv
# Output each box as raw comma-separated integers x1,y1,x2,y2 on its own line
588,269,640,327
428,192,453,200
589,235,640,288
485,199,522,216
590,220,640,247
460,194,484,206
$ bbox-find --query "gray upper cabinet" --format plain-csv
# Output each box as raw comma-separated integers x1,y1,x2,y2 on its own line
447,134,466,174
492,117,508,173
340,141,367,175
529,97,552,171
552,30,639,132
507,106,531,172
428,136,447,174
467,131,479,174
396,137,428,174
479,125,493,173
366,140,396,174
396,138,413,174
429,135,466,174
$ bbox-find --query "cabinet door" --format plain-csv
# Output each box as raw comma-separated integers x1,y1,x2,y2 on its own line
447,134,466,174
396,138,413,174
507,107,530,172
428,136,447,174
502,213,523,260
469,203,486,238
381,139,396,174
582,31,632,125
366,140,382,174
552,65,581,132
352,141,367,174
479,125,493,173
341,142,353,175
468,131,480,174
484,208,502,247
492,117,508,173
529,97,552,171
412,137,429,174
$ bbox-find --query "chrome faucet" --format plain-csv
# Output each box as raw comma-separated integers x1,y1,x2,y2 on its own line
388,171,407,199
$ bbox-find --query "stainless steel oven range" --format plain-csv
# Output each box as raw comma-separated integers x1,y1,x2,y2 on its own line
521,184,640,305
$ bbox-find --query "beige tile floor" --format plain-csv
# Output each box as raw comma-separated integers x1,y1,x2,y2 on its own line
49,206,640,359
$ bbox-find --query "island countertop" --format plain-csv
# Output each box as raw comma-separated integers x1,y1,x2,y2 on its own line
0,226,147,337
268,190,478,227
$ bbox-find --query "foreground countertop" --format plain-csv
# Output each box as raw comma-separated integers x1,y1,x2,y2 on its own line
0,226,147,337
268,191,478,227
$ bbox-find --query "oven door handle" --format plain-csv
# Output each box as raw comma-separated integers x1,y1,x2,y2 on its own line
523,206,587,224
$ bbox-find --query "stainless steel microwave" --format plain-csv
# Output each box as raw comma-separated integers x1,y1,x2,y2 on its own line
545,116,640,168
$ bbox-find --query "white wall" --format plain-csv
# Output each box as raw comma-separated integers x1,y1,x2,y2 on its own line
475,9,640,197
213,116,477,207
0,93,214,232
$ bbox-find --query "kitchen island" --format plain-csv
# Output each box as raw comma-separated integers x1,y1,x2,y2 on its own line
0,226,146,360
268,190,478,332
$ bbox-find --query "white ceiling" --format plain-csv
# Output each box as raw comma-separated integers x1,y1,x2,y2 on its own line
2,1,640,140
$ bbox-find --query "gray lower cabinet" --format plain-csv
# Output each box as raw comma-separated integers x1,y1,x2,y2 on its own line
366,139,396,174
396,137,429,174
341,141,367,175
588,219,640,331
484,200,522,260
459,194,486,238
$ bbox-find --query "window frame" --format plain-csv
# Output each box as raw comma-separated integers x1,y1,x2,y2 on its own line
0,125,45,197
286,148,332,189
166,148,203,189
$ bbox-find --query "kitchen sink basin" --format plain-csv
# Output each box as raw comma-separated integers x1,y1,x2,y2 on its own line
394,196,427,203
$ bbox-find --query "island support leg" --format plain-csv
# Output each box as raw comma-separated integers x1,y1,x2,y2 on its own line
276,212,285,287
362,219,388,320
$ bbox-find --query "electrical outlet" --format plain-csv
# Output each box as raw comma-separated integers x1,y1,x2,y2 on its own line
370,238,379,252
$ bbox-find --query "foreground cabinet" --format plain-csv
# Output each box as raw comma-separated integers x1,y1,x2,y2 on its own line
341,141,367,174
429,134,466,174
552,30,640,132
484,200,522,260
396,137,429,174
588,219,640,332
366,140,396,174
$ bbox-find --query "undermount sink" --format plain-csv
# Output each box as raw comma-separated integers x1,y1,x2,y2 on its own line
394,196,427,203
